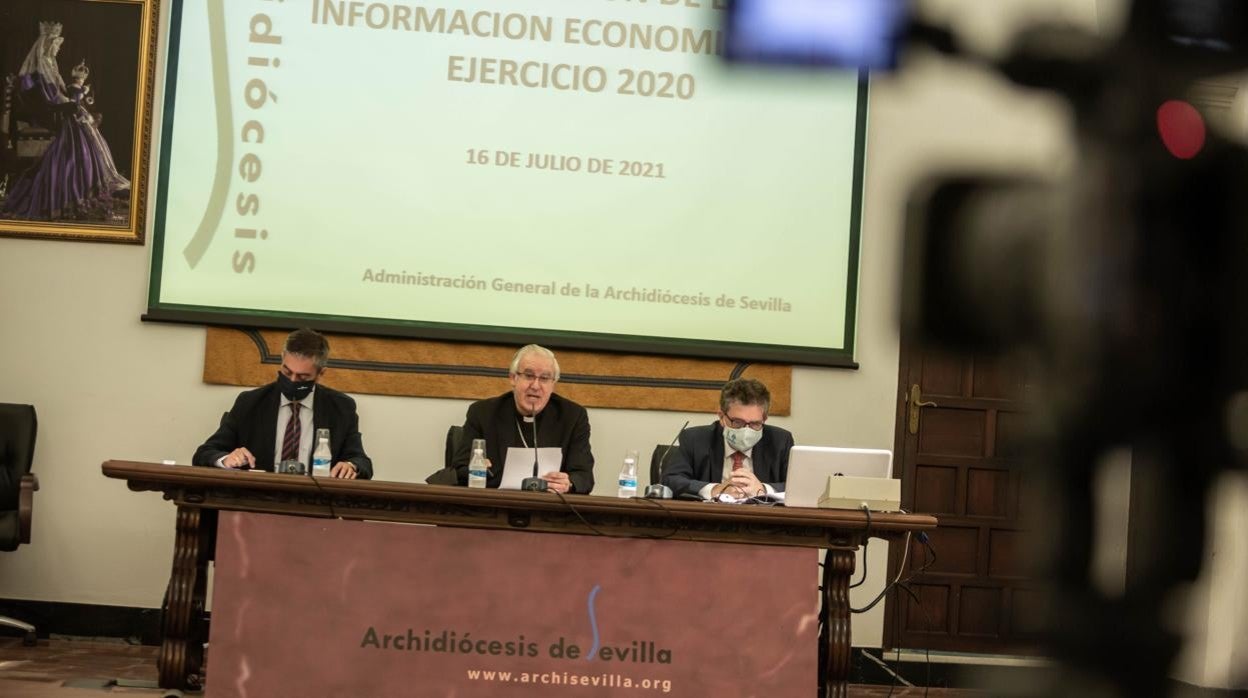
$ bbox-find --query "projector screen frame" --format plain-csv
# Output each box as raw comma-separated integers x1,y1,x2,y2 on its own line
142,301,860,368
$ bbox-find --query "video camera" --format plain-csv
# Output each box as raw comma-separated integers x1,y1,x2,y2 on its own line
725,1,1248,695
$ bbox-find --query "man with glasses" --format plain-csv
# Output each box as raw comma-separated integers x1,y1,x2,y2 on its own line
451,344,594,493
192,328,373,479
662,378,793,500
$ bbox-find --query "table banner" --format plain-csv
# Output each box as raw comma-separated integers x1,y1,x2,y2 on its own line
207,511,817,696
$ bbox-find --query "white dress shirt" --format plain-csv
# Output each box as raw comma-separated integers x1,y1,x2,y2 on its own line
696,430,777,501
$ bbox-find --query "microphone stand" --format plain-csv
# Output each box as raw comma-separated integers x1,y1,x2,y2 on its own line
644,420,688,499
520,405,548,492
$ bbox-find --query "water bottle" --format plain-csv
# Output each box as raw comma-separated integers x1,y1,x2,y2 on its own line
468,438,488,488
311,428,332,477
617,450,639,498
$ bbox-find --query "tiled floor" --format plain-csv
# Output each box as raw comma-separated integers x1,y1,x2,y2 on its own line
0,637,160,695
0,637,987,696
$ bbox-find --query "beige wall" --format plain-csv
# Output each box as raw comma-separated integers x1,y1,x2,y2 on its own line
0,0,1139,655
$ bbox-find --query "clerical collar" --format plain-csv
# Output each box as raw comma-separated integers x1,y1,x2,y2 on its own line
520,415,535,423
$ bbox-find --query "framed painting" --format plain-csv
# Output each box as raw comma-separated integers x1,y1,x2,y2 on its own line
0,0,157,243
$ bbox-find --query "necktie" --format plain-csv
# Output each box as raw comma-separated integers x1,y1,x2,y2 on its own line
731,451,745,471
281,402,301,462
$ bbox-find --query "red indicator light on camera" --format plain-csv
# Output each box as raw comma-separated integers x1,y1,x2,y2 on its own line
1156,100,1206,160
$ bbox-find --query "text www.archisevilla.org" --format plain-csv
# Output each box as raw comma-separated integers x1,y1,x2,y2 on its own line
467,668,673,693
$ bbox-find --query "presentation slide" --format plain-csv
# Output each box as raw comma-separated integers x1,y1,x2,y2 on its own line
149,0,867,365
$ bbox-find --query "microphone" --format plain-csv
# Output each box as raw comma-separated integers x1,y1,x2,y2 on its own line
644,420,688,499
520,401,548,492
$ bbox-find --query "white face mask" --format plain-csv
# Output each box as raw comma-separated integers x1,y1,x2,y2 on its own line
725,425,763,452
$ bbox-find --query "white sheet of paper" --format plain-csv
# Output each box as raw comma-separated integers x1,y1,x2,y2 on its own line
500,447,562,490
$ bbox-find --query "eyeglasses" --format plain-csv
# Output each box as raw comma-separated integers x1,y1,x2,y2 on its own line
516,371,556,386
724,417,765,431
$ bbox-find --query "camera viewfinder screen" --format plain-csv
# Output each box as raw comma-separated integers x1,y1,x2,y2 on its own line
725,0,909,69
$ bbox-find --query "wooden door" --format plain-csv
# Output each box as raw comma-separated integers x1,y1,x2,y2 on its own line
883,344,1042,654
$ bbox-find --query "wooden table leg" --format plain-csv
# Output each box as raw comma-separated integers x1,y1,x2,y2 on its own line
819,548,856,698
158,506,214,690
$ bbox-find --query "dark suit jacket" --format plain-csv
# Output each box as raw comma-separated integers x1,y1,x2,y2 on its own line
192,383,373,479
661,421,793,499
451,392,594,493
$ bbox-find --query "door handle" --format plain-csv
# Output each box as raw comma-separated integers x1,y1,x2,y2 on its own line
908,384,938,435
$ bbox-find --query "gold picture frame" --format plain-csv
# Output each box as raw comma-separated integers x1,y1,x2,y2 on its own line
0,0,157,244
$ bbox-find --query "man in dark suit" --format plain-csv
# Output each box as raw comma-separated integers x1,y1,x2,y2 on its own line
451,345,593,493
192,329,373,479
662,378,793,500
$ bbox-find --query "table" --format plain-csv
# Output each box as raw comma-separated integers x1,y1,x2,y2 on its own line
102,460,936,697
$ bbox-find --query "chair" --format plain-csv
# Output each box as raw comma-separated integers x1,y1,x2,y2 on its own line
425,425,463,485
0,403,39,645
1,74,55,187
444,425,465,470
650,444,676,486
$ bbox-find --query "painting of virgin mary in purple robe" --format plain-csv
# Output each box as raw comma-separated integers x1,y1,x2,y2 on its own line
1,20,131,223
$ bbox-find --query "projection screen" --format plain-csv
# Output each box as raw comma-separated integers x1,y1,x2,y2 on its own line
146,0,869,366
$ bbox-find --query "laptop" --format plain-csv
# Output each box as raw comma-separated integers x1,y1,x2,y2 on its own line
782,446,893,508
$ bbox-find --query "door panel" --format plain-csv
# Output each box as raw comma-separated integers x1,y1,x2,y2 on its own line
959,587,1003,636
918,408,986,457
966,468,1009,517
913,465,958,514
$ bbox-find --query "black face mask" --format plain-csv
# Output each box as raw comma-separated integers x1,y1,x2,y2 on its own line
277,371,316,402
